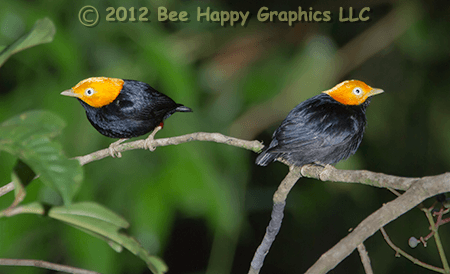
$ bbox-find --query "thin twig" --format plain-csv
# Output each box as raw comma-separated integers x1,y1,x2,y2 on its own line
0,174,39,200
0,259,101,274
434,208,450,227
249,166,302,273
0,182,14,197
438,217,450,226
423,208,450,272
0,179,25,217
387,188,402,197
357,243,373,274
0,132,263,197
2,130,450,274
0,131,429,200
74,132,264,166
420,207,447,243
380,228,444,273
304,173,450,274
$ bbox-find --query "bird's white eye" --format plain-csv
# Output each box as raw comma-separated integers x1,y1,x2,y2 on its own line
353,87,362,95
85,88,95,96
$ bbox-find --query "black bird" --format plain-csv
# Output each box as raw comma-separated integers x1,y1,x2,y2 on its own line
61,77,192,157
256,80,383,167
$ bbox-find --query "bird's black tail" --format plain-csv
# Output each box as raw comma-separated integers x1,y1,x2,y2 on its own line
255,148,278,166
163,104,193,120
175,104,193,113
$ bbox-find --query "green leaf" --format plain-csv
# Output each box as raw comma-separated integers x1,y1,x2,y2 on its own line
20,202,46,215
49,202,129,229
13,202,46,215
72,225,124,253
0,17,56,67
0,110,65,139
0,110,83,205
116,233,168,274
49,202,168,273
0,201,46,218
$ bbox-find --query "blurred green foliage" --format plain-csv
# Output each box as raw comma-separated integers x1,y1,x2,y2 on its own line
1,0,450,274
0,110,82,205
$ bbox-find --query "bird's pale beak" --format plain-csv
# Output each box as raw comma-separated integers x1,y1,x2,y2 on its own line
60,89,79,98
367,88,384,97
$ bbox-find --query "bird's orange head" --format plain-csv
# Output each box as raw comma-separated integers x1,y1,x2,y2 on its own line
323,80,384,105
61,77,124,108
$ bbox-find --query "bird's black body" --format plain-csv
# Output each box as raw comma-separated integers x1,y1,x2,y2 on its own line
256,93,369,166
78,80,192,138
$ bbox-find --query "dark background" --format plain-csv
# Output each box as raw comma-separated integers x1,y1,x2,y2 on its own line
1,0,449,273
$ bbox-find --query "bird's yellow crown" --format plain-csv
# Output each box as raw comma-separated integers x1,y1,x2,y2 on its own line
61,77,124,108
323,80,384,105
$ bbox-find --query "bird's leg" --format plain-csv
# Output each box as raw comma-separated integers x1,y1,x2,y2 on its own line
144,125,163,152
108,138,128,158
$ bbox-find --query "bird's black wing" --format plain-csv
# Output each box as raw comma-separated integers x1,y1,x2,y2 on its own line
266,94,361,154
114,80,181,121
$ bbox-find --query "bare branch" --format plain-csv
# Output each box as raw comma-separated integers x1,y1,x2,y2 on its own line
249,201,287,274
300,164,419,191
0,258,100,274
0,133,262,198
304,173,450,274
74,132,264,166
249,166,303,273
357,243,373,274
248,164,447,273
273,165,302,203
0,182,14,198
380,228,445,273
3,130,449,274
422,208,450,271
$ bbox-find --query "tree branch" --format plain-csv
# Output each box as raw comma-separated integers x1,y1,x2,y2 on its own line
249,163,450,273
249,166,303,274
357,243,373,274
74,132,264,166
380,227,444,273
0,182,14,198
2,130,449,274
300,164,419,191
422,207,450,271
304,172,450,274
0,258,100,274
